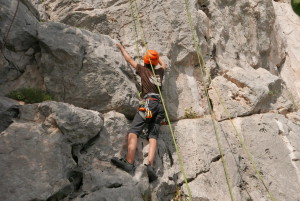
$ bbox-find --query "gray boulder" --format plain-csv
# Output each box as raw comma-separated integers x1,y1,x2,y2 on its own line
0,0,43,95
158,114,300,201
0,101,103,201
0,97,19,132
38,22,139,118
209,67,292,120
75,111,151,201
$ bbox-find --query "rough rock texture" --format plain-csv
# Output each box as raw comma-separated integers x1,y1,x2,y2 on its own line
1,0,300,200
209,67,292,120
75,111,162,201
287,111,300,126
38,22,139,118
0,101,103,201
0,0,43,95
273,1,300,108
0,0,140,118
0,97,19,132
25,0,296,120
159,114,300,201
0,0,295,120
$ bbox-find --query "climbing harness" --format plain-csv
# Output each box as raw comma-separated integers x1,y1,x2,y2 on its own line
128,0,193,200
138,98,153,119
183,0,276,200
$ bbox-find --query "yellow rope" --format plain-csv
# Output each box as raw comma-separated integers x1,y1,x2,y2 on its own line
183,0,235,200
129,0,193,200
132,0,147,48
129,0,141,63
211,81,276,201
183,0,276,200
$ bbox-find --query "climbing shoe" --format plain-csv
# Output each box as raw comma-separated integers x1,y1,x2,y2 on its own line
146,165,158,182
111,157,135,174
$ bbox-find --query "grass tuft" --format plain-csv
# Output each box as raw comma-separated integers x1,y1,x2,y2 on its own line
6,88,53,104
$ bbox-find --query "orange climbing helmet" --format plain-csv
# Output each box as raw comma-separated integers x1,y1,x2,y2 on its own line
143,50,159,66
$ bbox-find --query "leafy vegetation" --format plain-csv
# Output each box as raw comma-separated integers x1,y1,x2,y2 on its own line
6,88,53,104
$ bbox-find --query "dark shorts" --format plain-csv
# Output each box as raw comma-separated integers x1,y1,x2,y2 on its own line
128,99,165,139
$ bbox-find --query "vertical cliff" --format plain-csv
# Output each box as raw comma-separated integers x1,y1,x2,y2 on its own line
1,0,300,200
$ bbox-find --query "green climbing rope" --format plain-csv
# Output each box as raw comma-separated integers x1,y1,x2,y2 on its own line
183,0,235,200
129,0,194,200
183,0,276,200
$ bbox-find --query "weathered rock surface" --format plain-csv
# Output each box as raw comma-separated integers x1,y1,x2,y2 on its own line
2,100,300,201
1,0,140,118
159,114,300,201
0,0,43,95
1,0,300,200
0,101,103,201
75,111,158,201
209,67,292,120
38,22,139,118
0,97,19,132
287,111,300,126
27,0,294,120
273,1,300,107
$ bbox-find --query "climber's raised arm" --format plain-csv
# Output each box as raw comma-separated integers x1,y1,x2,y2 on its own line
116,43,138,69
158,58,167,70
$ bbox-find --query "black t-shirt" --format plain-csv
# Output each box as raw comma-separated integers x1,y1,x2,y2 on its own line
136,64,164,97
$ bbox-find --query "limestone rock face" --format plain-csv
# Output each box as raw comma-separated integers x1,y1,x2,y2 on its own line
0,101,103,201
209,67,292,120
38,22,139,118
26,0,292,120
158,114,300,201
0,0,43,95
1,0,300,200
74,111,157,201
1,0,140,118
273,1,300,106
3,0,297,120
287,112,300,126
208,0,286,73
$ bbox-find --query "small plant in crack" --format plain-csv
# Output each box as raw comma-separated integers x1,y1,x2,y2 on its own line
171,186,188,201
184,107,199,119
268,89,280,96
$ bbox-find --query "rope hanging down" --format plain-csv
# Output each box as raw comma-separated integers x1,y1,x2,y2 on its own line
128,0,193,200
183,0,235,200
129,0,141,63
182,0,276,200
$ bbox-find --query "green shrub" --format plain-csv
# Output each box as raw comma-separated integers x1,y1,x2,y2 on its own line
7,88,53,104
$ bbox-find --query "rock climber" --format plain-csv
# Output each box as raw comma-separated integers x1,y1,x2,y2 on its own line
111,43,167,182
